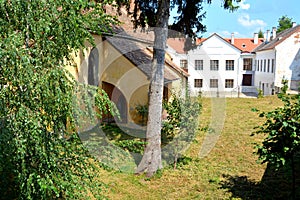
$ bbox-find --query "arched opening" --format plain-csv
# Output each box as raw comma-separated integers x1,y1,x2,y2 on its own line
102,82,128,123
88,47,99,86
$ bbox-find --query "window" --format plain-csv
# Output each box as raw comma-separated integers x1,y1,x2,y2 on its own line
271,59,275,73
225,79,234,88
194,79,203,88
195,60,203,70
243,58,252,70
260,60,263,71
180,59,188,69
257,60,260,71
264,59,266,72
210,79,218,88
267,59,270,72
210,60,219,70
226,60,234,70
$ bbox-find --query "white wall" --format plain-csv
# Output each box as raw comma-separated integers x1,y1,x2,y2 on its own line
275,32,300,90
187,35,241,96
254,49,275,95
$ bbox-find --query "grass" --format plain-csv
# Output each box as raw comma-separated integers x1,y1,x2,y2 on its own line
90,96,298,199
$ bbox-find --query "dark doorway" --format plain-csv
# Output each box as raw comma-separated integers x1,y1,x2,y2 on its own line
242,74,252,86
102,82,127,123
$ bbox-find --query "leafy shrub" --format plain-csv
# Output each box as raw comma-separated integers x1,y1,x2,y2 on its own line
114,139,147,154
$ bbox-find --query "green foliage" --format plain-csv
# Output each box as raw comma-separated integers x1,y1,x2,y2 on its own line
258,29,264,38
0,0,118,199
253,81,300,168
257,89,264,98
252,80,300,198
135,104,148,125
114,140,147,154
161,91,202,167
161,92,202,145
277,15,293,34
119,0,242,50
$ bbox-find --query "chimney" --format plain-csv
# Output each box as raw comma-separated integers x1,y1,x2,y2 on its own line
292,22,297,27
272,27,277,40
231,33,234,44
254,33,258,44
266,30,270,42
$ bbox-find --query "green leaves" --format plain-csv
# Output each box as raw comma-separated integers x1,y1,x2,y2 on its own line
0,0,119,199
252,83,300,171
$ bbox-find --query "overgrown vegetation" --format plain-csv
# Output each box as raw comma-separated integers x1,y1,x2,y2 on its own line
0,1,118,199
252,80,300,199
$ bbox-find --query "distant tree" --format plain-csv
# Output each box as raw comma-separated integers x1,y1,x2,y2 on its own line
119,0,242,177
277,15,293,34
0,0,118,199
258,29,264,38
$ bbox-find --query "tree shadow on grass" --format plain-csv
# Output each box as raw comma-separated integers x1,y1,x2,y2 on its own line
220,161,300,200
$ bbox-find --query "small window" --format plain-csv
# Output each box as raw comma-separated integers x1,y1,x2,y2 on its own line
210,60,219,71
260,60,263,71
267,59,270,72
210,79,218,88
243,58,252,70
195,60,203,70
225,79,234,88
194,79,203,88
264,59,266,72
180,59,188,69
226,60,234,71
271,59,275,73
257,60,260,71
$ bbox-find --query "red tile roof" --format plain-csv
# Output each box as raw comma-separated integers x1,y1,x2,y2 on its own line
167,38,187,54
167,35,264,54
225,38,264,53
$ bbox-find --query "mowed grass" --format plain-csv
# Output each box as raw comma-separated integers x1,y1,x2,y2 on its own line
95,96,284,200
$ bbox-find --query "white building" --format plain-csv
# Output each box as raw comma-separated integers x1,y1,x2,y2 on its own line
167,24,300,97
167,33,263,97
254,24,300,94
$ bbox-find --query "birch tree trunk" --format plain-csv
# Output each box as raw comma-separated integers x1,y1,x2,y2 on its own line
136,0,170,177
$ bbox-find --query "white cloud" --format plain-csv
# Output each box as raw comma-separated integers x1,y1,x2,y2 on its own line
220,31,240,37
238,14,266,27
238,0,250,10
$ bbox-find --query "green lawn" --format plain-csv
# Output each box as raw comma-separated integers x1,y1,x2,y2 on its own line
91,96,299,199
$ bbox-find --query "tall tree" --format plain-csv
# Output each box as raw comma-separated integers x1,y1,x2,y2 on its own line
258,29,264,38
277,15,293,34
123,0,242,177
0,0,118,199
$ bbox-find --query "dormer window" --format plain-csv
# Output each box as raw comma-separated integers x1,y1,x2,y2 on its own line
242,43,246,48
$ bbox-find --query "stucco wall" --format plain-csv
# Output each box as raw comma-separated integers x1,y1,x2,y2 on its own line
187,35,241,96
275,32,300,90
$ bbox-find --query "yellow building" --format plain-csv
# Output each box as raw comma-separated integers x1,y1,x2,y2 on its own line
68,30,188,125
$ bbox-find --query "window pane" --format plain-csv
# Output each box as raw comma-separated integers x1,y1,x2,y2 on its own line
210,60,219,71
225,79,234,88
226,60,234,70
243,58,252,70
180,59,188,69
210,79,218,88
194,79,203,88
195,60,203,70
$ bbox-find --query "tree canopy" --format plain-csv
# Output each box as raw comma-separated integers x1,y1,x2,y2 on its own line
0,0,118,199
277,15,293,34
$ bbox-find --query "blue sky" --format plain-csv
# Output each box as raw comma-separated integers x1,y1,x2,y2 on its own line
176,0,300,38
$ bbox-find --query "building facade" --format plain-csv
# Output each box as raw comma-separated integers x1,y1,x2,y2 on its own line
167,24,300,97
